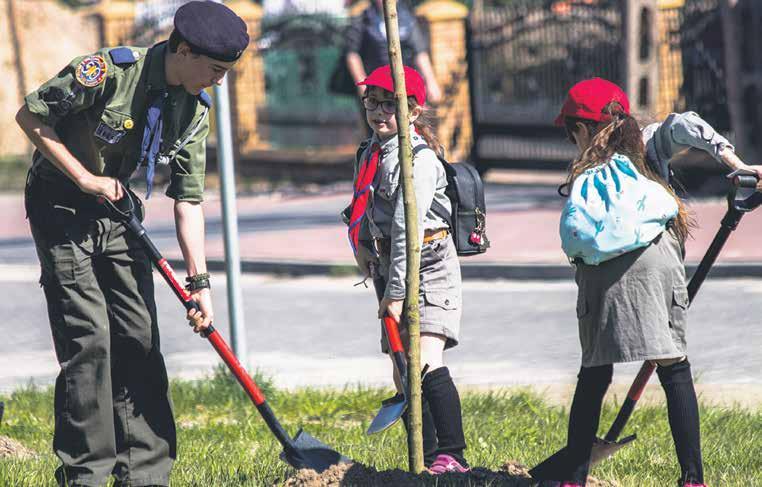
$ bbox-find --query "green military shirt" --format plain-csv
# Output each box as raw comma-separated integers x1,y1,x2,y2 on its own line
25,41,210,201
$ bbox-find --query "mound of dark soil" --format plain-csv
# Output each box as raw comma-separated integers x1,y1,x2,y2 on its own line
282,460,616,486
0,435,35,459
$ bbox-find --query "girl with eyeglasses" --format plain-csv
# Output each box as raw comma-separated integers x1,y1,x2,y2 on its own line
344,65,469,474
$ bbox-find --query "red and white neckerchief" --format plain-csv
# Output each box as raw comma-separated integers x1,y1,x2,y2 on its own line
347,142,381,255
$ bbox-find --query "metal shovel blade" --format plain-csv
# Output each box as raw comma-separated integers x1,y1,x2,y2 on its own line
589,434,636,465
530,434,637,481
366,393,407,435
279,428,351,473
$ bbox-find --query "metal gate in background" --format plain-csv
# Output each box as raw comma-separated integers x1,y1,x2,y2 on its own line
468,0,762,171
467,0,626,171
663,0,761,160
671,0,729,131
468,0,665,172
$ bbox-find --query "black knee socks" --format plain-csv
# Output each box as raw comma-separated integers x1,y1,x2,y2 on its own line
657,360,704,485
562,361,703,484
402,396,439,466
566,364,613,483
421,366,468,466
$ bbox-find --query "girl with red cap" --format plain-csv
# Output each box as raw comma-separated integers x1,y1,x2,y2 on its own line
344,64,469,474
545,78,762,487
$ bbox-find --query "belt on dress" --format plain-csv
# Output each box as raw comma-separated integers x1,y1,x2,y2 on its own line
423,228,449,244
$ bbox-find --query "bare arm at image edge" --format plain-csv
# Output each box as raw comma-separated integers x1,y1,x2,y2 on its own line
346,52,367,96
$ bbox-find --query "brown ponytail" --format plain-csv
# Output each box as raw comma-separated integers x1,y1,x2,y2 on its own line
565,102,693,243
409,98,444,157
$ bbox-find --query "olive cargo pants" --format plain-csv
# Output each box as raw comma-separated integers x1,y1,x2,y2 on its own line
26,178,175,487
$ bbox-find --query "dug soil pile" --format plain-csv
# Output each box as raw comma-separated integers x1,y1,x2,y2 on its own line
0,435,35,460
283,460,616,487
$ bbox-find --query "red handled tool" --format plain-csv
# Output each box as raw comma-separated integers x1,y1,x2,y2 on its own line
531,169,762,480
366,263,410,435
100,191,348,472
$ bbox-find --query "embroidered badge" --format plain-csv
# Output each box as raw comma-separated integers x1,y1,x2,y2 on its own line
75,55,108,87
94,122,125,144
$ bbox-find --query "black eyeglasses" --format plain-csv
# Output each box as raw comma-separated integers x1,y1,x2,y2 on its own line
362,96,396,114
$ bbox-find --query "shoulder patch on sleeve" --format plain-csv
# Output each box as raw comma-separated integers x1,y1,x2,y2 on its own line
109,47,140,65
75,55,108,88
198,91,212,108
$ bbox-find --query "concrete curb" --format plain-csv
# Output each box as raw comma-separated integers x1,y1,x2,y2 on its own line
167,259,762,281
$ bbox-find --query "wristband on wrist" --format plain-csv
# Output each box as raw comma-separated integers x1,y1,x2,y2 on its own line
185,273,210,292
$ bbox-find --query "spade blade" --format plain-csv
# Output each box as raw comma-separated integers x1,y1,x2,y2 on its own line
279,429,351,473
589,434,637,466
366,393,407,435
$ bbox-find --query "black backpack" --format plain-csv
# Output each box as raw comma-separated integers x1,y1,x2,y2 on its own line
414,145,490,256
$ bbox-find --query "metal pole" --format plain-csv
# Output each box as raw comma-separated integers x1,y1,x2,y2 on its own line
213,78,248,365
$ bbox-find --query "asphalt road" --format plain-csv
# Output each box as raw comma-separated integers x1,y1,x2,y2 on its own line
2,266,760,393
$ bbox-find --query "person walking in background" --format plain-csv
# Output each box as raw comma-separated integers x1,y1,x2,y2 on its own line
14,2,249,485
344,0,442,105
544,78,762,487
345,65,468,473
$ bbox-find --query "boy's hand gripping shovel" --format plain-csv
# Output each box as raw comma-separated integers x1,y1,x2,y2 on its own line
530,169,762,481
366,263,410,435
98,191,349,473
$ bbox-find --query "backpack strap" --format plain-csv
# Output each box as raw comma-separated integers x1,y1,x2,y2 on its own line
412,144,453,228
356,140,370,165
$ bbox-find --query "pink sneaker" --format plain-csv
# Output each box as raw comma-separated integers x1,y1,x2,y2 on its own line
427,454,470,474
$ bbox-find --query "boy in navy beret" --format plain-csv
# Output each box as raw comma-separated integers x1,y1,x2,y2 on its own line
15,2,248,486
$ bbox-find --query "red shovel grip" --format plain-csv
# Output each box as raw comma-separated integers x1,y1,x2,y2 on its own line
383,316,404,353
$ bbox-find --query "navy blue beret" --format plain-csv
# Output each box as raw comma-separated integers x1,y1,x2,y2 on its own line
174,1,249,62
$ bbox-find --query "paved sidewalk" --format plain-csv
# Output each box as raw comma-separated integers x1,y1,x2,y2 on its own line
1,182,760,278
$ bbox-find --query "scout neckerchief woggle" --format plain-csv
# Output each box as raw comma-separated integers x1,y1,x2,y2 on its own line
141,91,166,198
347,143,381,254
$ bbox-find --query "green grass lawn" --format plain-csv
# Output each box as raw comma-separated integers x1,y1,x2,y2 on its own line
1,367,760,486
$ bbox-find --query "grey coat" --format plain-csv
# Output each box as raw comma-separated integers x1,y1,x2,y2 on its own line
643,111,734,182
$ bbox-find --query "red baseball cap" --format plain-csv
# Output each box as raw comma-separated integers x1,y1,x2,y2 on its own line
554,78,630,126
357,65,426,106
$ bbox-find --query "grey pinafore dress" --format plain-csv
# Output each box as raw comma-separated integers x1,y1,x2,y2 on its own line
377,236,462,351
574,231,689,367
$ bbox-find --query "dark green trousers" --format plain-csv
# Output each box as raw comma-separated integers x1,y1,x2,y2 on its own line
26,179,175,487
